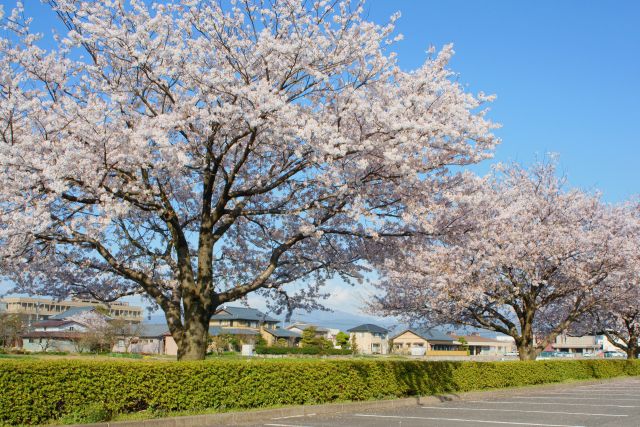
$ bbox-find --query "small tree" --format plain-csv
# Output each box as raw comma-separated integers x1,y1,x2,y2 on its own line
0,313,24,349
350,334,358,355
335,331,350,350
458,337,470,354
301,327,319,348
209,334,232,355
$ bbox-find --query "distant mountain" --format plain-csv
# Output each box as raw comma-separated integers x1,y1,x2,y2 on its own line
285,308,399,331
146,307,398,332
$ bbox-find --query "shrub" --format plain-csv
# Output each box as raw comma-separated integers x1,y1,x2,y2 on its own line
59,403,111,424
254,346,351,355
0,359,638,425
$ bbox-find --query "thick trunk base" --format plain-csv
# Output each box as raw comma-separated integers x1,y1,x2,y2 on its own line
517,347,538,361
176,320,209,361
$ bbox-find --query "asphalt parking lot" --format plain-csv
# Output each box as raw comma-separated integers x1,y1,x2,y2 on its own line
254,378,640,427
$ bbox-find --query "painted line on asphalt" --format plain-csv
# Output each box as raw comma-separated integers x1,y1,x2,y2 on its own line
463,400,637,408
271,414,316,420
510,396,640,402
264,424,311,427
539,392,637,396
419,406,627,417
353,413,585,426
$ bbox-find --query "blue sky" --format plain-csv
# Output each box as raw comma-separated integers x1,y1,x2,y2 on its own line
2,1,639,324
367,0,640,202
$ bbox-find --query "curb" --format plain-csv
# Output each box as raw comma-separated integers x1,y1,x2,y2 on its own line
70,376,637,427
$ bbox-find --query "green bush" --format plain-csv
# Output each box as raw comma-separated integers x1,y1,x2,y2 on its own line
255,346,352,355
59,403,111,424
0,359,638,425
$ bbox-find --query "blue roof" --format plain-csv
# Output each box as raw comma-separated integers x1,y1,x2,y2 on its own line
49,306,97,320
347,324,389,333
391,328,457,342
211,306,278,322
208,326,260,336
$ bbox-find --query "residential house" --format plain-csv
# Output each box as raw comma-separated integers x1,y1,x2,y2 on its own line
162,307,285,356
22,319,88,352
286,322,332,340
21,307,111,352
552,333,618,355
116,324,168,354
391,329,463,355
347,324,389,355
210,306,279,330
453,333,511,355
260,327,302,347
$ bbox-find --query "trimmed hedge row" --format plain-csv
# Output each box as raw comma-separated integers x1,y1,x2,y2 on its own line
255,346,352,355
0,359,638,425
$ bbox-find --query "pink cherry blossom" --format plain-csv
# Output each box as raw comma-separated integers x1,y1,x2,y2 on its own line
0,1,498,359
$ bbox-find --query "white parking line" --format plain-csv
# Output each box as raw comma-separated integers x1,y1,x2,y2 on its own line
464,400,637,408
511,396,640,402
540,392,637,396
353,414,585,426
419,406,627,417
264,424,311,427
271,414,316,420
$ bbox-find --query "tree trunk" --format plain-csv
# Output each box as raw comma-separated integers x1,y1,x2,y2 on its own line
176,315,210,361
517,320,538,361
517,345,538,361
626,341,638,360
172,293,214,361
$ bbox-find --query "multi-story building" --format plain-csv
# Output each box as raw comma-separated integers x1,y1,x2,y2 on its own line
0,296,143,324
347,324,389,355
209,306,279,330
552,333,619,354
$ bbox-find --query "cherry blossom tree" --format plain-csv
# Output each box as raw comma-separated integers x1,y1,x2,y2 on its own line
585,285,640,360
373,160,630,360
576,208,640,359
0,1,498,359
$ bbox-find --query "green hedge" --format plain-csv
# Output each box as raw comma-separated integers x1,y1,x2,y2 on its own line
0,359,638,425
255,346,352,355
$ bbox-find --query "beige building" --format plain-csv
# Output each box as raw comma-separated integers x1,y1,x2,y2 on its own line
209,306,279,330
454,333,512,355
1,296,143,323
391,329,463,355
347,324,389,355
552,334,618,354
260,327,301,347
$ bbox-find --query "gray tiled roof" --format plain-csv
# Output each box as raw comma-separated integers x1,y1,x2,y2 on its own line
137,324,169,337
391,328,457,342
347,324,389,334
211,306,278,322
49,306,96,320
263,328,302,338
